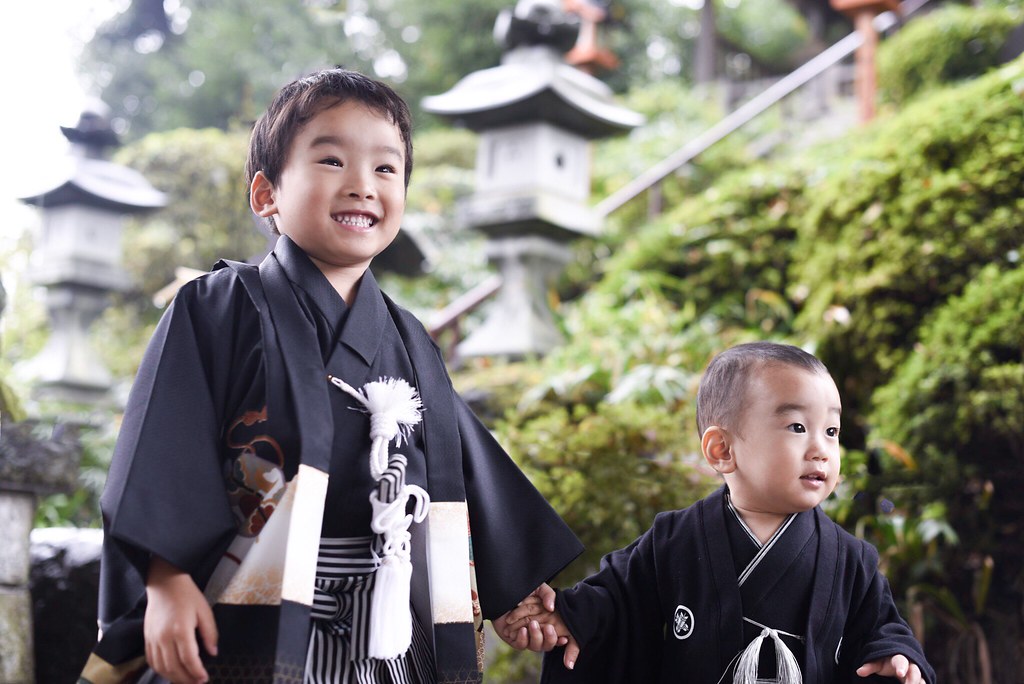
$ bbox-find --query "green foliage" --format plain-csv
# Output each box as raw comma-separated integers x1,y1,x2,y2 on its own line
367,0,508,125
114,127,268,318
497,400,715,581
34,415,119,528
83,0,827,143
520,288,712,411
487,399,716,681
792,56,1024,435
868,262,1024,547
590,79,756,225
596,163,810,336
82,0,368,139
877,4,1023,105
863,263,1024,677
714,0,812,71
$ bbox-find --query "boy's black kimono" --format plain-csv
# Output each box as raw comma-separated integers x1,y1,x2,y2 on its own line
543,486,934,684
85,236,582,683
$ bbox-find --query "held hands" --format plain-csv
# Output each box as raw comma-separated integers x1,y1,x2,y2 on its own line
145,556,218,684
494,583,581,670
857,654,924,684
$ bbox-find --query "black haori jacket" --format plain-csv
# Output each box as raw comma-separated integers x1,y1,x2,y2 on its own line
543,486,934,684
83,235,582,684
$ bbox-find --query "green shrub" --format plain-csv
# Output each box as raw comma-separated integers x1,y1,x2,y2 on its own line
116,127,267,312
878,5,1023,105
596,164,811,335
496,400,716,581
868,262,1024,543
865,263,1024,679
792,56,1024,436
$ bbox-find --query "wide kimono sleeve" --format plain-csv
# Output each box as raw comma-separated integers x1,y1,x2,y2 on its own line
98,269,253,628
541,515,668,683
839,541,936,684
455,395,584,620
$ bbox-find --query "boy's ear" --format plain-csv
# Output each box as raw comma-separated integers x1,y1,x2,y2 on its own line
701,426,736,474
250,171,278,217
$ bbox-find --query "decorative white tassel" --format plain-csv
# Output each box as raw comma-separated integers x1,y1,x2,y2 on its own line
367,553,414,658
733,626,802,684
328,375,429,660
330,376,423,478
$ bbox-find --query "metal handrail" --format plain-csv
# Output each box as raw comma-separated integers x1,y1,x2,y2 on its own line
428,274,503,337
594,0,932,218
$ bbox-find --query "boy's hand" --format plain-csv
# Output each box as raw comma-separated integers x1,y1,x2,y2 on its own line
145,556,218,684
501,582,555,628
856,654,923,683
493,613,564,651
492,583,566,652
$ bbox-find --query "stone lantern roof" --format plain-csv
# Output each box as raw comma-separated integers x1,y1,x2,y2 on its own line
422,51,644,138
421,0,644,138
19,103,166,212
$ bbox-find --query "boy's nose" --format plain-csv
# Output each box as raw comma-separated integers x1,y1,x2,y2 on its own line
346,186,375,200
343,171,375,200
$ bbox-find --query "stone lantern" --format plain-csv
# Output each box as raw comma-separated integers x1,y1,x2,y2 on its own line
831,0,900,122
422,0,643,358
18,101,166,403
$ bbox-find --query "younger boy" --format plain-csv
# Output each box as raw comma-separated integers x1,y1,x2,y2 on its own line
504,342,935,683
82,68,580,684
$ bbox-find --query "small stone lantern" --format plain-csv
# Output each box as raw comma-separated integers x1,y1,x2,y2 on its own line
422,0,643,358
831,0,901,122
18,102,166,403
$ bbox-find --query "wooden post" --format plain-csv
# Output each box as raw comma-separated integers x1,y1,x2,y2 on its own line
831,0,900,122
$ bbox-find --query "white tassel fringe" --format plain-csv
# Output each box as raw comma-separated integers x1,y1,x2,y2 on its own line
733,626,802,684
367,554,414,659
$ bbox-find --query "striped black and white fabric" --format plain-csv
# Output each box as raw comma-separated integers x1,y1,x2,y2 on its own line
306,536,434,684
306,447,433,684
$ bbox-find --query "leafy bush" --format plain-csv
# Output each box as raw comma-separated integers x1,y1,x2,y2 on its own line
596,164,811,336
497,401,715,581
878,4,1023,105
865,263,1024,680
792,56,1024,438
115,127,268,312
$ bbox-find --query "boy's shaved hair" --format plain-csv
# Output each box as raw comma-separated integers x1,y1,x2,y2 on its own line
246,68,414,229
696,341,830,435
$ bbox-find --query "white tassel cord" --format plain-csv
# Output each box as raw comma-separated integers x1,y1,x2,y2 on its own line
733,619,803,684
367,480,429,658
328,375,430,660
330,376,423,478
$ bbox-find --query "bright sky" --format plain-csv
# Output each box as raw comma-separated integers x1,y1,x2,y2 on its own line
0,1,123,244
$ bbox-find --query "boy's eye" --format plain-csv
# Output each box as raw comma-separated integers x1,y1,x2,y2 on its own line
320,157,342,167
377,164,397,174
826,427,840,438
788,423,806,433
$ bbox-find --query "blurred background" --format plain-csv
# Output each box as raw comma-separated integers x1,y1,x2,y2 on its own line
1,0,1022,682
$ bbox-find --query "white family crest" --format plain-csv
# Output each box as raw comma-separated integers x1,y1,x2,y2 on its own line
673,604,694,640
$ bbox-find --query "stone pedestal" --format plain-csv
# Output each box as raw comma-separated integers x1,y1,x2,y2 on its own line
23,285,117,403
0,418,81,684
457,237,572,358
0,493,37,684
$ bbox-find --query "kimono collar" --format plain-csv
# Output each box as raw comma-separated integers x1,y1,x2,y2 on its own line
273,234,388,367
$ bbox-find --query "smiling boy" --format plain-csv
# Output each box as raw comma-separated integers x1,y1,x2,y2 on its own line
83,68,581,684
505,342,935,683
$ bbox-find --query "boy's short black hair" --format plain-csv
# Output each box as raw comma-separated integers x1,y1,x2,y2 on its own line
696,341,830,435
245,67,414,198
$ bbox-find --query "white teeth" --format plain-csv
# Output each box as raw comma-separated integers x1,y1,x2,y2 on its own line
333,214,374,228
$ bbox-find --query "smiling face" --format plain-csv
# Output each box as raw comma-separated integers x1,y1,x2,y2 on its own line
250,100,406,288
710,363,842,526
